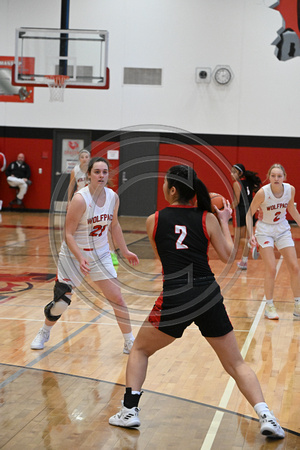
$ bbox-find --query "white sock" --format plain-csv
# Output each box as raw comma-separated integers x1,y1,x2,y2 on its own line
132,391,140,395
266,299,274,305
123,332,134,342
242,256,248,262
295,297,300,304
254,402,270,417
42,324,53,333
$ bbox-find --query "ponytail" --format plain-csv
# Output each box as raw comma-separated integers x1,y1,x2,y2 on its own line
244,170,261,193
166,165,211,212
194,178,212,212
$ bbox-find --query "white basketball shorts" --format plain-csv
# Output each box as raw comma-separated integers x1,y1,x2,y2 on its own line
255,220,294,250
57,242,117,288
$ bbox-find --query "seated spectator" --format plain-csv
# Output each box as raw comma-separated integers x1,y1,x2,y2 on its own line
6,153,32,205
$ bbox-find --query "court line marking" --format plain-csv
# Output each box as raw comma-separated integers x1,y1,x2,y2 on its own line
0,313,105,390
200,256,283,450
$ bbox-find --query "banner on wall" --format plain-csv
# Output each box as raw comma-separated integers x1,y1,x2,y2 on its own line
0,56,34,103
62,139,85,173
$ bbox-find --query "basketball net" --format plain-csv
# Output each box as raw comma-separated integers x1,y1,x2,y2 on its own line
45,75,69,102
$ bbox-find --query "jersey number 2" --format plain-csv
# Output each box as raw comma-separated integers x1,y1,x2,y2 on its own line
175,225,188,249
273,211,281,223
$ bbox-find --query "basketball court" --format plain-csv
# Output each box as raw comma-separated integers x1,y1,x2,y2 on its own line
0,211,299,449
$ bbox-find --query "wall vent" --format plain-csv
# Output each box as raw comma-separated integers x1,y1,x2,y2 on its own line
123,68,162,85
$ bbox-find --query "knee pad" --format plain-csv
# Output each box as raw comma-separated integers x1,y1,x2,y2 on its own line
44,280,72,322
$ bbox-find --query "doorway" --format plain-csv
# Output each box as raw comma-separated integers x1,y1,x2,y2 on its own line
118,133,159,216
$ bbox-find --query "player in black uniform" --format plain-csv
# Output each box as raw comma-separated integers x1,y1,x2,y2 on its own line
109,165,284,439
231,164,261,270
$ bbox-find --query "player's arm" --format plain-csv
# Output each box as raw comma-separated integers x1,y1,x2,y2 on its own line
67,169,76,204
65,194,90,274
287,186,300,227
246,188,265,245
110,194,139,265
206,200,234,263
231,181,241,209
146,213,161,260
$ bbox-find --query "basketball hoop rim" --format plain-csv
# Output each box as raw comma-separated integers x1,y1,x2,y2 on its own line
45,75,70,87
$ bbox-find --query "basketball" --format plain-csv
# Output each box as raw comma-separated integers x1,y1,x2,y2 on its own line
209,192,225,213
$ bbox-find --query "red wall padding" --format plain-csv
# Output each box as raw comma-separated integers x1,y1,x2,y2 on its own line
0,133,299,219
156,144,299,221
0,138,53,209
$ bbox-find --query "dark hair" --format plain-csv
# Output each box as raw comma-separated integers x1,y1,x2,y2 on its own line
87,156,113,187
166,165,211,211
233,163,261,193
87,156,109,174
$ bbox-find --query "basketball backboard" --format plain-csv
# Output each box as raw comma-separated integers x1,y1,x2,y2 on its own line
12,28,109,89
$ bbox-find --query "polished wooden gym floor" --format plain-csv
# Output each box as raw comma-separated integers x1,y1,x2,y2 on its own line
0,211,299,449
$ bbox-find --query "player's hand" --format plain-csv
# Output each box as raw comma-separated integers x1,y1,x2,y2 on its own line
215,199,232,222
123,251,139,266
249,235,257,247
79,258,90,275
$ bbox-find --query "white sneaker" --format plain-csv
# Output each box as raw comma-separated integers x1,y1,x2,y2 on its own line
259,412,285,439
264,304,279,320
31,328,50,350
109,402,140,428
252,243,260,260
293,302,300,319
123,338,134,354
237,260,247,270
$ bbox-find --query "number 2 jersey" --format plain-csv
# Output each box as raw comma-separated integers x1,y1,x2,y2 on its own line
61,186,116,258
153,205,214,283
259,183,291,225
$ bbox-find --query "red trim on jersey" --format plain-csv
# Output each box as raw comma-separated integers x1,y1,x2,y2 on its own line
232,210,237,228
202,211,209,241
83,248,94,251
202,211,210,265
148,293,163,329
153,211,159,241
167,204,194,208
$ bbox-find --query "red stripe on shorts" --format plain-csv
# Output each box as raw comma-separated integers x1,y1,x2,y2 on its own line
148,293,163,329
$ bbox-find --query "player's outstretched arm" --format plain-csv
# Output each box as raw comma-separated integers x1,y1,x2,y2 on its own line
207,200,234,263
287,186,300,227
110,194,139,266
246,188,264,246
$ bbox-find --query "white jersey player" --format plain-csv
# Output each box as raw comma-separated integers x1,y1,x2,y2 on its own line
31,157,139,354
247,164,300,320
67,149,90,206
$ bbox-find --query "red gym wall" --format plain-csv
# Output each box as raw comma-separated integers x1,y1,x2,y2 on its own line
0,136,53,210
0,129,299,220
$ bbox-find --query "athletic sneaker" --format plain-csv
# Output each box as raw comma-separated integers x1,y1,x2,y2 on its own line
259,412,285,439
252,243,260,260
264,304,279,320
293,302,300,319
123,338,134,354
109,402,140,428
31,328,50,350
110,252,119,266
237,260,247,270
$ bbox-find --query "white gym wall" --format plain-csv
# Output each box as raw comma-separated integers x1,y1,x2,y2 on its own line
0,0,299,137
